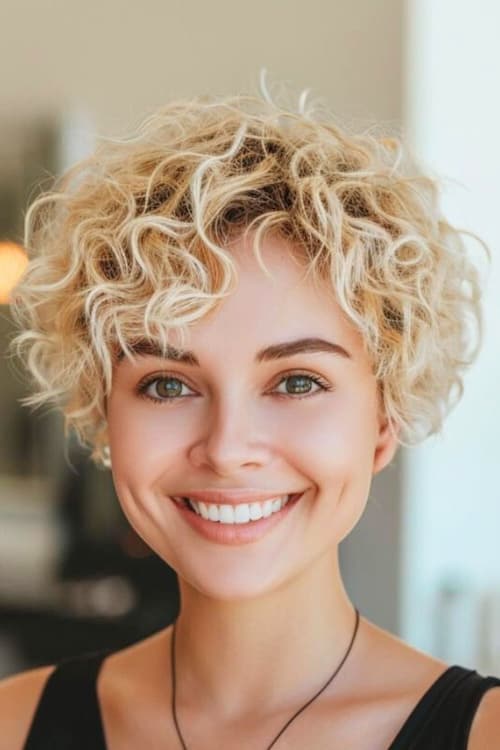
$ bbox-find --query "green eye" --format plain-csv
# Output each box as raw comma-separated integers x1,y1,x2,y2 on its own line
274,373,330,397
137,371,332,404
142,376,192,400
155,377,182,398
279,375,319,394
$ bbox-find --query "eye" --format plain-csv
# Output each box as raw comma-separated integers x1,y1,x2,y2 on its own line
137,374,194,402
136,371,333,404
273,372,333,399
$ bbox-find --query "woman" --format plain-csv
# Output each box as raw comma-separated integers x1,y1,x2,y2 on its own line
2,90,499,749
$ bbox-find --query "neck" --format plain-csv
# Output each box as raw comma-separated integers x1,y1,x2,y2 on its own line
173,547,360,722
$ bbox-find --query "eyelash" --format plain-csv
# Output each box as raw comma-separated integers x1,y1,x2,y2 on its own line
136,370,334,405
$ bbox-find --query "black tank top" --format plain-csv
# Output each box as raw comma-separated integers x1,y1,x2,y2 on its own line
22,649,500,749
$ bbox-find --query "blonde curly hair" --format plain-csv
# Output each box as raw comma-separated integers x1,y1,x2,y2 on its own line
10,90,488,466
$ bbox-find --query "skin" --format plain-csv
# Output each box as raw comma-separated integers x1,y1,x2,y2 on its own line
106,232,401,723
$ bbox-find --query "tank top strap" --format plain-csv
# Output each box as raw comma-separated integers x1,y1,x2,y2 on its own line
23,649,111,750
388,665,500,750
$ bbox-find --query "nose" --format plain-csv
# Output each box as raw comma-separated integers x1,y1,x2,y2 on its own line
187,395,273,475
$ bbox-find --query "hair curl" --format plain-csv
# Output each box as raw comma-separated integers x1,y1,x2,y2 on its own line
10,91,489,466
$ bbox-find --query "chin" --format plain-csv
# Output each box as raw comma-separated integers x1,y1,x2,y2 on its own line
177,560,294,603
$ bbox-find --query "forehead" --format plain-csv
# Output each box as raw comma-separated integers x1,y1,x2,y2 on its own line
166,232,367,364
227,230,321,300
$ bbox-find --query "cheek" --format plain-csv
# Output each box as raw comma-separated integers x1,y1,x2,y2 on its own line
107,390,181,476
290,396,377,540
107,399,182,565
106,397,173,533
280,391,376,469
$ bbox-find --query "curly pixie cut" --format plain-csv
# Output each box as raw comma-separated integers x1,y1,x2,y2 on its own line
10,91,488,467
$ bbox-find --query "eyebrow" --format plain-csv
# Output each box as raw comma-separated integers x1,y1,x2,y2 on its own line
118,337,352,365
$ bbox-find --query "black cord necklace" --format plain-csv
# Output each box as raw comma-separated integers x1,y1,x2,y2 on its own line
170,607,360,749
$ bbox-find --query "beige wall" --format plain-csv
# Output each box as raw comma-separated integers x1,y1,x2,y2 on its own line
0,0,403,133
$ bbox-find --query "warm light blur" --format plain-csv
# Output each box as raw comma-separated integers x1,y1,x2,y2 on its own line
0,241,28,304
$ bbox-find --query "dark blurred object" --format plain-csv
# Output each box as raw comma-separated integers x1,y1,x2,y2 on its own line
0,428,181,674
0,115,58,241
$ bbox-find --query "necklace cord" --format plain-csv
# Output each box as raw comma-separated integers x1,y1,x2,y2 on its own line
170,607,360,750
171,621,188,750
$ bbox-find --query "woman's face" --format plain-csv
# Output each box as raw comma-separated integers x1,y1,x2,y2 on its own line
107,232,398,601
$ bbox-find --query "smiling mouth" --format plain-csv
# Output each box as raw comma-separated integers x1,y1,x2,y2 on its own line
172,492,304,525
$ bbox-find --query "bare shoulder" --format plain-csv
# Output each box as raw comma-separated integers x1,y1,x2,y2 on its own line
358,617,500,749
356,615,449,695
0,664,56,750
96,626,175,748
467,685,500,750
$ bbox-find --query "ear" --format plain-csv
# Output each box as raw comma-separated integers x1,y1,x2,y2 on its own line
372,415,399,476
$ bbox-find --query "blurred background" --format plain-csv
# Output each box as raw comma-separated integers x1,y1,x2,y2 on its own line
0,0,498,679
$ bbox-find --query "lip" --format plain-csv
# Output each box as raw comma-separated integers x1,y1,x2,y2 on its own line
170,491,307,546
172,489,303,505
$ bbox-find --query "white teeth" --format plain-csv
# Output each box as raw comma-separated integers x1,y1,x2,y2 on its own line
234,504,250,523
175,495,293,524
219,505,234,524
249,503,263,521
208,503,219,522
262,499,274,518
